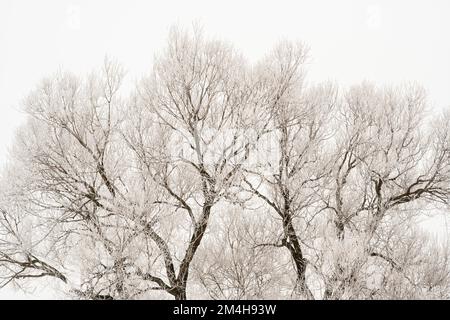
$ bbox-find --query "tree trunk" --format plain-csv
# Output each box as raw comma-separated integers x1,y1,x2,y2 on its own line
282,204,313,299
174,204,213,300
173,286,187,300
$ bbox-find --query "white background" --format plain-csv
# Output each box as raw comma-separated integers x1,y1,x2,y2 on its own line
0,0,449,298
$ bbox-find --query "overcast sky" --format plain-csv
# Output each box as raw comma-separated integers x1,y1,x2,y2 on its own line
0,0,449,298
1,0,450,162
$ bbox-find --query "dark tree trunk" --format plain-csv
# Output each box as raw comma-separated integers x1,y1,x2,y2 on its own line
335,219,345,240
281,192,313,299
173,286,187,300
283,217,313,299
174,204,213,300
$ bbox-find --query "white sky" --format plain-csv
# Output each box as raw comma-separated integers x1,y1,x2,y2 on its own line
1,0,450,162
0,0,449,298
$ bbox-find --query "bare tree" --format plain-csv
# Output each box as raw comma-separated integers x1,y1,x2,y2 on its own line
123,26,257,300
318,83,450,299
241,42,337,299
0,59,157,299
1,27,450,301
